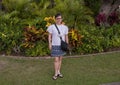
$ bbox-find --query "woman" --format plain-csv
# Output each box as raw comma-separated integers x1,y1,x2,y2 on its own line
47,13,69,80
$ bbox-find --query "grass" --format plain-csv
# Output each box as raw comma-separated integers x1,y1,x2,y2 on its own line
0,52,120,85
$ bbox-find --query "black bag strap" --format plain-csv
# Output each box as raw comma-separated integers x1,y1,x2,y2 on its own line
54,24,62,40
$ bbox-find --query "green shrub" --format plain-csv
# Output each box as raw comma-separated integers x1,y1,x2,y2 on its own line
77,24,120,54
24,41,49,57
0,12,23,54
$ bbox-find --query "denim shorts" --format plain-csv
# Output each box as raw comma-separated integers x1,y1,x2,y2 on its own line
51,46,66,57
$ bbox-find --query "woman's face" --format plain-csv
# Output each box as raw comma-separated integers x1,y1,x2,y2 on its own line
55,16,62,24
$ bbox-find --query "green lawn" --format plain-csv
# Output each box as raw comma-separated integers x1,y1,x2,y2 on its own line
0,52,120,85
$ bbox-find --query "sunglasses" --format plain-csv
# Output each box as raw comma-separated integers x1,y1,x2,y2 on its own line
56,18,62,20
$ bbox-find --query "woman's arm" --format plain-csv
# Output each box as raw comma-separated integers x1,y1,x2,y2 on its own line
65,34,69,44
48,33,52,50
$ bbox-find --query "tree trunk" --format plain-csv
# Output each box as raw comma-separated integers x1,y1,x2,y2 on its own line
96,0,120,26
0,0,2,10
100,0,120,16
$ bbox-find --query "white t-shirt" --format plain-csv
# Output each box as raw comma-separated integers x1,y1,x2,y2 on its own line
47,24,68,46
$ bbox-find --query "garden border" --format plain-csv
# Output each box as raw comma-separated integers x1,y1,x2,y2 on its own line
0,50,120,60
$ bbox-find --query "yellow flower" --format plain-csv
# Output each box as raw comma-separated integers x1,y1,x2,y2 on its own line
70,29,78,40
52,16,55,21
44,16,55,23
46,22,51,27
44,17,49,21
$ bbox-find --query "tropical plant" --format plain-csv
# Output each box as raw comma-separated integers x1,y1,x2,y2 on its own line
68,29,83,51
22,26,48,48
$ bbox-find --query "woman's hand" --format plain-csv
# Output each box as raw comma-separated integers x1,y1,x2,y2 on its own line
49,44,52,50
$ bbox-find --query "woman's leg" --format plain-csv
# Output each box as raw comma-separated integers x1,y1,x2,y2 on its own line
58,56,62,74
53,56,63,79
54,57,59,76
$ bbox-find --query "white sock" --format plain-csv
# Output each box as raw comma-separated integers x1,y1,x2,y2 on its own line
58,70,61,74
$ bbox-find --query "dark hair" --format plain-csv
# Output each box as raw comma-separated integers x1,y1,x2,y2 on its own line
55,13,62,18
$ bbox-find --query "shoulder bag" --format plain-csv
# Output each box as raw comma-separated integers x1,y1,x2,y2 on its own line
54,24,69,51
